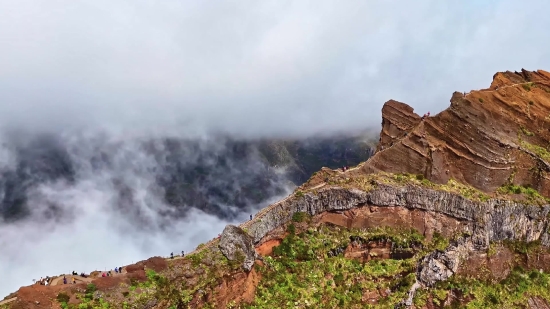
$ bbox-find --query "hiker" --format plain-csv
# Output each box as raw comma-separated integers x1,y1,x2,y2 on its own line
115,268,118,274
72,277,76,284
102,272,106,277
181,250,185,257
250,214,252,220
63,277,67,284
170,252,174,259
119,267,123,273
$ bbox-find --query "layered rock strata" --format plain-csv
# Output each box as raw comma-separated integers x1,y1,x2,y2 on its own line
364,69,550,195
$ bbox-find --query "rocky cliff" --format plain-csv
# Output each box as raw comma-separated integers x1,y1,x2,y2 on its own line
364,69,550,196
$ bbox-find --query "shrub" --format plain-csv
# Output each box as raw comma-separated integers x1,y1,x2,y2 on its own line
295,190,304,198
292,212,309,223
523,83,532,91
56,292,70,303
479,98,484,103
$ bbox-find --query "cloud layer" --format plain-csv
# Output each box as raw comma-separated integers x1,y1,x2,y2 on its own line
1,1,549,137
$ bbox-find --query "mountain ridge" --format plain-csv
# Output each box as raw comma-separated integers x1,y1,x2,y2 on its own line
5,69,550,308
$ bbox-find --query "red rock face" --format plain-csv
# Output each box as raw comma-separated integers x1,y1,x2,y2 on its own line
362,69,550,196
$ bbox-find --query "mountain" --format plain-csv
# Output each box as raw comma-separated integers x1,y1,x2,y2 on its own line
0,133,375,223
4,69,550,309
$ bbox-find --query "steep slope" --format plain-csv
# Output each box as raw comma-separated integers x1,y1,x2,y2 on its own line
4,69,550,309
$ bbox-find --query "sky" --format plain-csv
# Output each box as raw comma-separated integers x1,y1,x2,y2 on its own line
0,0,548,138
1,0,550,298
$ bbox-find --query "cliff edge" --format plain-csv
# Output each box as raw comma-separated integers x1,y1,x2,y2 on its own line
362,69,550,196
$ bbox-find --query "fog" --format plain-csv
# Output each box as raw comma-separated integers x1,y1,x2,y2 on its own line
1,0,550,298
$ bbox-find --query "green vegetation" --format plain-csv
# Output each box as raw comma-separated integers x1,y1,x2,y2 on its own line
497,183,550,204
487,242,497,257
291,211,310,223
247,225,436,308
520,126,534,137
520,140,550,162
348,172,491,202
529,100,535,105
421,267,550,308
56,292,70,309
294,190,304,198
522,82,534,91
504,239,542,255
479,98,484,103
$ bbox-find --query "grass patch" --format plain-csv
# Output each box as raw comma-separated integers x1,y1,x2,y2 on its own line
520,140,550,162
334,172,490,202
520,126,534,137
497,184,550,205
291,211,310,223
522,83,534,91
56,292,70,303
435,266,550,308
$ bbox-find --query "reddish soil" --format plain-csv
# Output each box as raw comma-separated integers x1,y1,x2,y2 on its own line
5,256,167,309
255,238,282,256
317,206,466,241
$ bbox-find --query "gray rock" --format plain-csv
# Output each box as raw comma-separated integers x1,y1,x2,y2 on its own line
218,225,257,272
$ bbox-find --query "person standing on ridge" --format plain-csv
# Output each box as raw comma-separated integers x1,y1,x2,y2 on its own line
170,252,174,259
63,276,67,284
250,214,252,220
181,250,185,257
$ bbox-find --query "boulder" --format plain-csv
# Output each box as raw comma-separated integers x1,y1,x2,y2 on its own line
218,225,257,272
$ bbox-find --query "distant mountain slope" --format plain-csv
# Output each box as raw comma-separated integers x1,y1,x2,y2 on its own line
0,132,376,222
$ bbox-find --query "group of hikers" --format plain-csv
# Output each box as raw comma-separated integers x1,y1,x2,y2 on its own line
101,267,124,277
170,251,186,259
35,276,52,286
35,267,125,286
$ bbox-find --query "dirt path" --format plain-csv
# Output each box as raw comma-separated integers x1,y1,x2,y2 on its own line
50,275,94,286
0,297,17,306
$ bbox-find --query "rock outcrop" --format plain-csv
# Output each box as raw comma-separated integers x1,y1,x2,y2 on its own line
248,184,550,247
363,69,550,195
376,100,421,153
218,225,258,272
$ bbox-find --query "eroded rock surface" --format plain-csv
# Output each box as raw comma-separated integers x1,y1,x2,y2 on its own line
218,225,258,272
363,69,550,195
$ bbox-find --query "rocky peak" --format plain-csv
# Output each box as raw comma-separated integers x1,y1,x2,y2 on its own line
363,69,550,196
376,100,421,153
